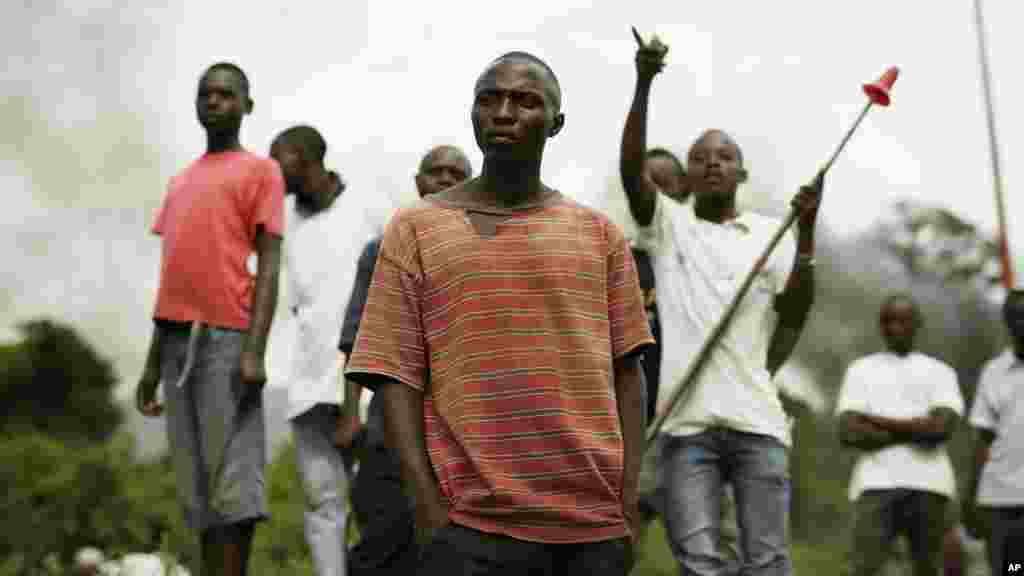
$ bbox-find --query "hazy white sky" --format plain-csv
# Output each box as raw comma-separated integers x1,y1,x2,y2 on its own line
2,0,1021,400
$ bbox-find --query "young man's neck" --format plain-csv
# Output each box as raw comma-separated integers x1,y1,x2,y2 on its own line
206,131,243,154
693,196,738,224
477,157,546,208
308,170,339,213
887,345,913,358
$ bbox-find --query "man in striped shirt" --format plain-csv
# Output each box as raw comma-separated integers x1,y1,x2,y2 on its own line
345,51,654,574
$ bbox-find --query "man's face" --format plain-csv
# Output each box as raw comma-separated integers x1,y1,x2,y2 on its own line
644,155,688,203
415,148,470,197
269,141,307,198
196,68,250,136
471,59,562,161
880,299,918,355
687,131,744,204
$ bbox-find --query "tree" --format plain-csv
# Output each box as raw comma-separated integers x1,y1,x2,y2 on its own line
0,319,122,443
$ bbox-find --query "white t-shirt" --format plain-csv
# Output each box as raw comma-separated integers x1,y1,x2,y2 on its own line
282,191,380,421
968,348,1024,506
835,351,964,501
634,192,796,445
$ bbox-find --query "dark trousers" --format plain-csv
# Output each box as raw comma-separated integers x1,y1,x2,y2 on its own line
347,444,418,575
417,523,630,576
987,506,1024,576
847,489,948,576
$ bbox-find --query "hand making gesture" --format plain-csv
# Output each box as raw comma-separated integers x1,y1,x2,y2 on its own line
632,26,669,81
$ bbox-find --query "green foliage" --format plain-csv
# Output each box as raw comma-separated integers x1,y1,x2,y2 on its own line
249,440,315,574
0,319,123,444
0,431,161,571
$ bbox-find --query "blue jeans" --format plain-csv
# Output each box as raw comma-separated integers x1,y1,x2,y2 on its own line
659,427,792,576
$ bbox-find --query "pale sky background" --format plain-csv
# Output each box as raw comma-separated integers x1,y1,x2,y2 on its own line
2,1,1021,409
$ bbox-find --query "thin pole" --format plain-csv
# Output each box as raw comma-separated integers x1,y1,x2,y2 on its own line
822,101,872,175
973,0,1013,289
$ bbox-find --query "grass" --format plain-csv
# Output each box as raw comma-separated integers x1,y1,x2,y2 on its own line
631,520,846,575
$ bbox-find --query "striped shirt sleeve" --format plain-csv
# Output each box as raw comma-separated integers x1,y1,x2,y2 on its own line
606,219,655,359
345,214,428,392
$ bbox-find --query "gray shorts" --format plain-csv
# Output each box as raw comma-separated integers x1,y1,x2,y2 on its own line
160,321,268,532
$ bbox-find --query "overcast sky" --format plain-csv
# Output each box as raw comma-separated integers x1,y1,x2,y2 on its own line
2,1,1021,402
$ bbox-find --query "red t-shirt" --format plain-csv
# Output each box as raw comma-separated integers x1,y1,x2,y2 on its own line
346,192,654,543
151,150,284,330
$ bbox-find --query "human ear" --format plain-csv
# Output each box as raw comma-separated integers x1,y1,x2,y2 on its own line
550,113,565,137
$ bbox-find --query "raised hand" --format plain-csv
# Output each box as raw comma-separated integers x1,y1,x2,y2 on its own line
632,26,669,80
792,171,824,229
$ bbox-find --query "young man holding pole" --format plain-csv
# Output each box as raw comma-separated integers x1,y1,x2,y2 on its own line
345,51,654,574
135,62,283,576
621,35,821,574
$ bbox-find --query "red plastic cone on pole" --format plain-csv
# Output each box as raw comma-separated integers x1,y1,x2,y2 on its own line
863,66,899,106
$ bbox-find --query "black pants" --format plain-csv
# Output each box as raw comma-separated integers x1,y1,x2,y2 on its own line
987,506,1024,576
846,489,948,576
347,444,418,575
417,523,630,576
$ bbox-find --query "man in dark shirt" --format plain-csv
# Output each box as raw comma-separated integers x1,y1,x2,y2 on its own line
337,144,472,575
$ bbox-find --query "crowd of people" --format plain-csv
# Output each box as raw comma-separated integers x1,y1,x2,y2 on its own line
125,31,1021,576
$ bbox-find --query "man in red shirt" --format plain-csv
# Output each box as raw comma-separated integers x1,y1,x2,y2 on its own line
345,52,653,574
135,62,284,576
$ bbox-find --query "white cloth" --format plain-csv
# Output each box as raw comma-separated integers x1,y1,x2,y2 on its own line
835,351,964,501
293,405,348,576
634,192,796,445
283,193,379,421
968,348,1024,506
115,554,189,576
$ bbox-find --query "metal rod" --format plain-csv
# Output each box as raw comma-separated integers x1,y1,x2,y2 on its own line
822,101,872,175
973,0,1013,289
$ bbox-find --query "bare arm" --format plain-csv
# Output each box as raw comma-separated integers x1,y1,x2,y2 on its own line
866,406,959,445
838,411,906,451
245,228,281,362
376,376,450,543
136,323,165,416
766,178,822,376
964,426,996,536
619,36,666,227
615,354,645,532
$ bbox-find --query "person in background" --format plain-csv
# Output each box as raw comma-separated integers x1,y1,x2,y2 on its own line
836,293,964,576
966,288,1024,576
271,124,379,575
339,144,473,575
135,62,283,576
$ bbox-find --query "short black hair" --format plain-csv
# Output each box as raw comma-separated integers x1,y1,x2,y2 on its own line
646,147,687,180
273,125,327,165
881,292,920,320
202,61,250,97
484,51,562,111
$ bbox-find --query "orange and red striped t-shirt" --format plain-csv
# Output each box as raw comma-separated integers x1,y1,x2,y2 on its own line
346,191,653,544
